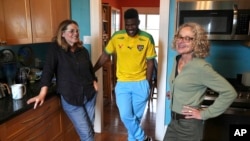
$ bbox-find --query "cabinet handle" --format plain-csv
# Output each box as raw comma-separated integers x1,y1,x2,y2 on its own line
21,106,51,124
0,41,7,45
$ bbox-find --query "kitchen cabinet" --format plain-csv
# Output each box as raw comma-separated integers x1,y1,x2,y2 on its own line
102,4,121,102
102,3,113,102
0,96,79,141
0,0,32,45
0,0,5,45
61,109,80,140
0,124,3,141
0,0,70,45
237,0,250,9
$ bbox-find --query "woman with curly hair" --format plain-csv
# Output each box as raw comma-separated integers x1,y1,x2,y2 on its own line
164,22,237,141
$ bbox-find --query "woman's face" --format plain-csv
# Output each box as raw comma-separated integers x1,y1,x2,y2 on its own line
62,23,80,46
175,26,195,55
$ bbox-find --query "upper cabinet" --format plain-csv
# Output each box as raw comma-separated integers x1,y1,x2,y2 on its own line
0,0,70,45
0,0,32,45
237,0,250,9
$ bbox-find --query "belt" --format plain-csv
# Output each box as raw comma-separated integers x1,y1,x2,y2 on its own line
171,111,186,120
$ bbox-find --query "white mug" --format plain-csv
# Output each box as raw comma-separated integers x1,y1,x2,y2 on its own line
11,84,26,100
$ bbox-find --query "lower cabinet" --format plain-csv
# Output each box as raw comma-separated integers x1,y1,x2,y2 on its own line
0,124,3,141
61,110,80,141
0,96,79,141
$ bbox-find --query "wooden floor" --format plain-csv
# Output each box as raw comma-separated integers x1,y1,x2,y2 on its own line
94,97,157,141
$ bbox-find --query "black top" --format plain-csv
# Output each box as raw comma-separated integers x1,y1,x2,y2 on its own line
40,43,96,106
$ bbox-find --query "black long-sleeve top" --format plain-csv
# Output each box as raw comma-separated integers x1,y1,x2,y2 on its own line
40,43,97,106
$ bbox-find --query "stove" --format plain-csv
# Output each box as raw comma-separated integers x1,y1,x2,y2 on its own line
202,79,250,141
202,78,250,115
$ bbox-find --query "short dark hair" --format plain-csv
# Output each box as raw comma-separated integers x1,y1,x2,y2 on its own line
124,8,139,19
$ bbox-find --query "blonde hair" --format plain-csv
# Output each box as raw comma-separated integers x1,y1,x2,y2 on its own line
52,19,82,51
172,22,210,58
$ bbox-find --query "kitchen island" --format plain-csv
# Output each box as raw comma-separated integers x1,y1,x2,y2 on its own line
0,82,79,141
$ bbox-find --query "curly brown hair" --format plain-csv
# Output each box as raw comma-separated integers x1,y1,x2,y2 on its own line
52,19,82,51
172,22,210,58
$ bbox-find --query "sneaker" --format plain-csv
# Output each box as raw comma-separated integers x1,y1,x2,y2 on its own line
144,136,153,141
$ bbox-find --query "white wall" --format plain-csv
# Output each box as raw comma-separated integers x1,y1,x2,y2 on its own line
155,0,170,140
90,0,103,133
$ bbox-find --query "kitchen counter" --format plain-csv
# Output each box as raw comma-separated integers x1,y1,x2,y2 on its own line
202,78,250,115
0,82,56,124
203,79,250,141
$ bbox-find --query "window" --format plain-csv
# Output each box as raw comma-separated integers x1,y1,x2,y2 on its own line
111,8,120,35
139,14,160,47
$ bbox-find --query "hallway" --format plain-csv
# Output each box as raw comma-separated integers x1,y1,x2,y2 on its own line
94,98,157,141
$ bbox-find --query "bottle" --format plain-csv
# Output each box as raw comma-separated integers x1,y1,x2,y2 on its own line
15,67,30,84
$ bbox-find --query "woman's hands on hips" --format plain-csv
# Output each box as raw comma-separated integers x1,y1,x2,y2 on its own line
166,91,171,99
182,106,202,119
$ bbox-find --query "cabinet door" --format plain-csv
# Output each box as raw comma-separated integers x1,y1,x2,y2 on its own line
1,0,32,44
0,0,70,45
46,110,63,140
0,0,6,44
30,0,70,43
0,124,4,141
30,0,53,43
51,0,71,34
238,0,250,9
61,110,80,141
4,96,60,140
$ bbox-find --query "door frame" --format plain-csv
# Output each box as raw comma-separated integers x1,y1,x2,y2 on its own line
90,0,170,140
90,0,103,133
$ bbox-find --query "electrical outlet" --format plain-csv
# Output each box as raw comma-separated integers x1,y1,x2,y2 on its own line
83,36,91,44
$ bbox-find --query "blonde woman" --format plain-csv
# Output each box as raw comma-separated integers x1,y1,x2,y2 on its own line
164,22,237,141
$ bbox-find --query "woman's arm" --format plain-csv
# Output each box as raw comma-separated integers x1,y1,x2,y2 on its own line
27,86,49,109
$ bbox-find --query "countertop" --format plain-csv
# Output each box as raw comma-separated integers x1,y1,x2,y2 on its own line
202,78,250,116
0,82,56,124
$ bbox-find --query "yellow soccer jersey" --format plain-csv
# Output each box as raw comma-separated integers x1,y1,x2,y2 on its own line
105,30,157,81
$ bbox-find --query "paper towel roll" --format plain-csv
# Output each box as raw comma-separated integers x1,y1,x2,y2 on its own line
242,72,250,86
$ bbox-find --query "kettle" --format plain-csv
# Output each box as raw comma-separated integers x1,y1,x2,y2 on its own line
15,67,30,84
0,83,11,98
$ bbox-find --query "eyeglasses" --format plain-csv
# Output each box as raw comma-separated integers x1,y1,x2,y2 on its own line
175,36,194,43
64,29,80,34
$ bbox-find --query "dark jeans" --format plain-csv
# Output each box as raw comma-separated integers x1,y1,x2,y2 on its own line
164,118,204,141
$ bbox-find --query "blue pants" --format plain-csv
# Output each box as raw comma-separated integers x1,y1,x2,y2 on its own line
61,94,97,141
115,80,150,141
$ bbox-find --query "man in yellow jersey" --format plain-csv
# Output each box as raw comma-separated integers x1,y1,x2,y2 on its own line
94,8,156,141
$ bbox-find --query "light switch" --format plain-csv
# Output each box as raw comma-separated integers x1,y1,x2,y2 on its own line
83,36,91,44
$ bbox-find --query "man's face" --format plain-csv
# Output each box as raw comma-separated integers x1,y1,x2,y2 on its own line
125,18,140,37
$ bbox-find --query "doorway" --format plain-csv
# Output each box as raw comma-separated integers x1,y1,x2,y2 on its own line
90,0,170,140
